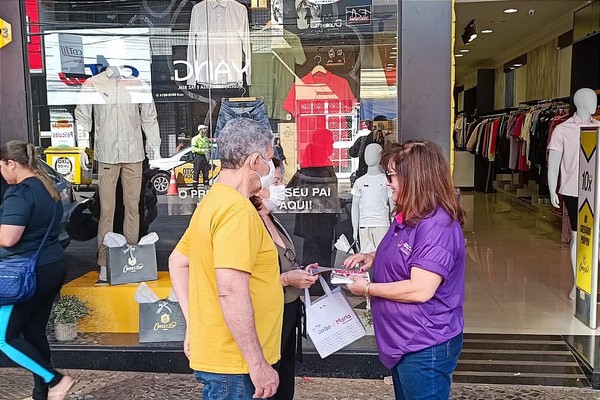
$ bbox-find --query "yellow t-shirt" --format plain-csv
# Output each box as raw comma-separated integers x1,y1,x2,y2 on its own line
176,183,283,373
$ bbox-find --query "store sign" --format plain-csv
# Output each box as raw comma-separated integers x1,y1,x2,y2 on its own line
576,127,600,329
44,28,152,105
0,18,12,49
285,0,372,35
346,6,371,26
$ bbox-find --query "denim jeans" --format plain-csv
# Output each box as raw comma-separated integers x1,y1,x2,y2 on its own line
215,98,270,137
194,371,268,400
390,333,463,400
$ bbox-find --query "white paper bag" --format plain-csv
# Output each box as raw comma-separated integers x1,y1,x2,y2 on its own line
304,276,366,359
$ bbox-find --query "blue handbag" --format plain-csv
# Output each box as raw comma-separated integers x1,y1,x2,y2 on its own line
0,203,57,306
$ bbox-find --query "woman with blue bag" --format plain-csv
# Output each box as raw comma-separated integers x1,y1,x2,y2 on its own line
0,141,74,400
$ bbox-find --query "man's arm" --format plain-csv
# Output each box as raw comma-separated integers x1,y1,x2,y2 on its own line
216,268,278,398
169,248,191,358
168,249,190,322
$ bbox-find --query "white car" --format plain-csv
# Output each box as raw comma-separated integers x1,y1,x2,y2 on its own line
149,147,220,194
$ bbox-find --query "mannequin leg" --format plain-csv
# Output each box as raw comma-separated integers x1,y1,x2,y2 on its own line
97,163,121,279
570,230,577,300
120,162,143,246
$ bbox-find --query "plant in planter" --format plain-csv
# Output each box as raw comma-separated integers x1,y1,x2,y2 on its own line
50,295,90,341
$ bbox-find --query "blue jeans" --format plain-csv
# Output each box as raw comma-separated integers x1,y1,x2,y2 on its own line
195,371,267,400
215,98,270,137
390,333,463,400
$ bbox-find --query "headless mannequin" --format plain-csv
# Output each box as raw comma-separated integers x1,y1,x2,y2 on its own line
351,144,394,252
75,65,162,281
548,88,599,299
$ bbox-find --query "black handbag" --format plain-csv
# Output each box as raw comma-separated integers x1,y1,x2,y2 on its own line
0,203,57,306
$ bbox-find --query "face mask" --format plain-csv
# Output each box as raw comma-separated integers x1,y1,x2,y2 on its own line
256,157,275,190
263,184,286,211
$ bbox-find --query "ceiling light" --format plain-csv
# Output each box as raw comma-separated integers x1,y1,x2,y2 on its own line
455,54,464,58
389,55,397,59
510,67,515,70
504,8,518,14
460,49,469,53
461,19,477,45
513,63,523,67
481,29,493,34
491,20,506,24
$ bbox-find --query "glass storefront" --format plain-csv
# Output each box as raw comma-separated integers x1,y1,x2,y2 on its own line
24,0,399,347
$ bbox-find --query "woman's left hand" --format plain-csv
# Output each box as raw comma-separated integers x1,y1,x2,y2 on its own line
346,276,369,296
281,267,318,289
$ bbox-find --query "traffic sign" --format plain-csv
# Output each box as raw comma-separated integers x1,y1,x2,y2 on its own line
0,18,12,49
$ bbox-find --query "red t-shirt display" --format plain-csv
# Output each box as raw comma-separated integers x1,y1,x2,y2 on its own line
283,71,356,169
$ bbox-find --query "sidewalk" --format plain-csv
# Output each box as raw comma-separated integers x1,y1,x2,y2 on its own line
0,368,598,400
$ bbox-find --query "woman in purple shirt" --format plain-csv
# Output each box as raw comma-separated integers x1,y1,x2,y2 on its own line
345,141,466,400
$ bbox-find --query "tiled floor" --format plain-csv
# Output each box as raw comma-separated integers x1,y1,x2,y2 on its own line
462,193,596,335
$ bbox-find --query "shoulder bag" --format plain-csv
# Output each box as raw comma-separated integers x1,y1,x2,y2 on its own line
0,202,57,305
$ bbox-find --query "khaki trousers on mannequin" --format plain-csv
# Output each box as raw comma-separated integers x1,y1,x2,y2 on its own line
97,162,142,269
359,226,389,252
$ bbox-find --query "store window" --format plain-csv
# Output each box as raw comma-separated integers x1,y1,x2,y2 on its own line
29,0,398,348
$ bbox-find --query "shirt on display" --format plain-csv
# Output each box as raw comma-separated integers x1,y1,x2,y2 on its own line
74,70,161,164
547,114,600,197
250,28,306,120
351,173,392,227
187,0,252,87
282,71,356,117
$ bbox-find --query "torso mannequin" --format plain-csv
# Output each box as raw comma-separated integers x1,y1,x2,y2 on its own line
351,143,394,252
547,87,599,299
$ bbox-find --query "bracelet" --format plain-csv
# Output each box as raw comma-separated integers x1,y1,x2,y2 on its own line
365,282,371,299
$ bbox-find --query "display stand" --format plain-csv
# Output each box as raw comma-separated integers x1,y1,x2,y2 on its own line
575,126,600,329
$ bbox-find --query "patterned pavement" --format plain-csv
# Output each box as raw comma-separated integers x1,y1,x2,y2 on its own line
1,368,599,400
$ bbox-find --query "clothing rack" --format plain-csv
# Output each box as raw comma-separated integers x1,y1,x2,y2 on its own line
519,96,570,106
472,107,519,119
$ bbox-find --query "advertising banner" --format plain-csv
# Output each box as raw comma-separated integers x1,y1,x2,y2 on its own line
44,28,152,105
576,127,600,328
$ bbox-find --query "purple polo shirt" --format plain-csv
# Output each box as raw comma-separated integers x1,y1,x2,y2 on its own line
371,207,465,369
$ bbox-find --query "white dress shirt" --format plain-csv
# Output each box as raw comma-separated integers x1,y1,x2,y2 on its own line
74,69,161,164
186,0,251,87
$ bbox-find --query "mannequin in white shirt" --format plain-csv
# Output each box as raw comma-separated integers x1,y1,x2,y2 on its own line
548,88,599,299
75,65,162,282
351,143,394,252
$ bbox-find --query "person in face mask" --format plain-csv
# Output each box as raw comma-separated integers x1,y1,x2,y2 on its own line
250,158,318,400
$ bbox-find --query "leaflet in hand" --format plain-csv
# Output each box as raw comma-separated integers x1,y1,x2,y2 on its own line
330,270,370,285
306,265,369,285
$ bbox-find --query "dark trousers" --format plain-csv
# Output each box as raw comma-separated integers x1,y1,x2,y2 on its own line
273,299,302,400
0,259,67,400
193,154,210,186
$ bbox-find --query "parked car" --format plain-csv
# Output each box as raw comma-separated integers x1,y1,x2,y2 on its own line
0,159,78,249
149,147,221,195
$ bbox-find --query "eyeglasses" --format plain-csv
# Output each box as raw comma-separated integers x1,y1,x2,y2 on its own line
385,170,397,183
283,248,303,270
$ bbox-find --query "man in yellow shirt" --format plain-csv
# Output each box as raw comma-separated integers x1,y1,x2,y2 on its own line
169,118,282,399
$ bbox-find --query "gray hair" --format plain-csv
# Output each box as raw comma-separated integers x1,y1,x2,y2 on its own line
217,118,273,169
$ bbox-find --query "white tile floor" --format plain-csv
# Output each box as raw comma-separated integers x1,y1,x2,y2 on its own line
463,193,598,335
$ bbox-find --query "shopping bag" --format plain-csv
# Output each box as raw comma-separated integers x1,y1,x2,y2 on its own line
304,276,366,358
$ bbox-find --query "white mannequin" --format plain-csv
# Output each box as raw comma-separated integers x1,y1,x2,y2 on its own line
75,67,162,282
548,88,599,299
351,143,394,252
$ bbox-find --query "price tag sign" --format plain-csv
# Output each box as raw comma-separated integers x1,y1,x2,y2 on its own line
0,18,12,49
